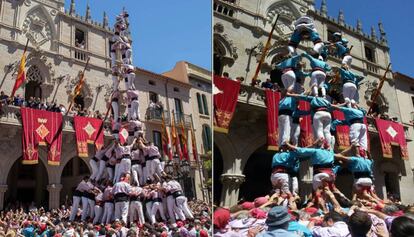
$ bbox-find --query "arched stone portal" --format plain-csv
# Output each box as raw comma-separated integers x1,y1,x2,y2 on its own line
60,157,91,206
239,145,273,201
213,144,223,205
5,157,49,209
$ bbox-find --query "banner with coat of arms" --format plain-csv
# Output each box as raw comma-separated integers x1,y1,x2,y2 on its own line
375,119,409,160
213,75,241,133
74,116,104,158
21,107,63,165
265,89,280,151
332,110,350,149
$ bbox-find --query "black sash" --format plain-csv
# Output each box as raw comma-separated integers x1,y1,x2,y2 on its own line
279,109,293,116
350,118,364,125
172,191,183,198
73,190,83,197
353,172,371,179
114,193,129,203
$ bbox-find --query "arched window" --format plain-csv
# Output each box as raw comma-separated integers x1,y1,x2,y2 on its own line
202,94,209,115
202,124,212,152
25,65,43,100
196,93,203,114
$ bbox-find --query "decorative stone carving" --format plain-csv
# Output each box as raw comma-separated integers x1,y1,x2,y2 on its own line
214,23,224,34
22,7,54,48
220,173,245,186
266,4,297,36
364,80,389,114
214,25,238,64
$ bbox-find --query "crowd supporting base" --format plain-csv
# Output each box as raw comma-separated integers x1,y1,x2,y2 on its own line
214,15,414,237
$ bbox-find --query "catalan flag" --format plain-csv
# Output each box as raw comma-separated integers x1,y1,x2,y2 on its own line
179,118,189,160
161,113,172,160
190,124,198,161
171,113,182,159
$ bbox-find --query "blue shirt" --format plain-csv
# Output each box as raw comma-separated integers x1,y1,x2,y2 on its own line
288,221,312,237
295,147,334,166
340,107,366,123
258,228,299,237
302,52,331,72
335,41,349,57
272,151,300,173
339,68,364,85
276,55,302,70
347,156,373,174
22,227,35,237
297,95,331,118
279,96,298,112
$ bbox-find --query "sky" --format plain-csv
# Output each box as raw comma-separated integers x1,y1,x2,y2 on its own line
314,0,413,76
64,0,212,74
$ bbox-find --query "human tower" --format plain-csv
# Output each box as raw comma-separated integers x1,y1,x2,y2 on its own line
270,16,380,212
69,11,194,226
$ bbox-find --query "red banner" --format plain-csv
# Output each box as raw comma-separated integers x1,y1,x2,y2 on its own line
74,116,104,158
265,90,280,150
375,119,408,160
213,75,241,133
21,108,62,165
332,110,350,149
299,101,314,147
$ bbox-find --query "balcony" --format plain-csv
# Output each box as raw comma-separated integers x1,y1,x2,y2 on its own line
145,109,170,125
0,105,112,136
172,112,192,128
74,48,88,62
365,61,379,74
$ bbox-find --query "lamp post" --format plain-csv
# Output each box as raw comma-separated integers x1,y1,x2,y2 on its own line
164,153,192,196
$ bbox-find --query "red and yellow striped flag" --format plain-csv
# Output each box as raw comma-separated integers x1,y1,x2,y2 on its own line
11,52,27,98
190,124,198,161
171,113,182,159
180,118,189,160
161,113,172,160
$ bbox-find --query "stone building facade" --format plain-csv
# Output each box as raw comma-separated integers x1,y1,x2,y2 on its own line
0,0,211,210
213,0,413,207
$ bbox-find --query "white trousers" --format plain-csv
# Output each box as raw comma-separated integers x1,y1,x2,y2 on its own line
175,196,194,220
89,159,98,181
112,75,119,91
106,167,114,181
147,159,163,181
291,122,301,146
150,201,167,224
114,159,131,183
342,55,352,68
310,70,326,97
102,202,114,224
278,115,292,146
288,45,296,55
343,82,357,107
166,196,176,223
313,42,324,54
96,160,106,181
126,73,136,90
69,196,81,221
281,71,296,91
130,100,140,121
111,101,119,123
313,111,332,147
145,201,153,221
131,164,143,186
81,197,94,221
114,201,129,223
350,123,368,150
93,205,103,224
271,173,290,194
129,201,145,225
291,176,299,195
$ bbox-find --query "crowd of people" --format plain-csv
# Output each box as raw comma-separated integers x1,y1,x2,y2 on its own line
214,16,414,236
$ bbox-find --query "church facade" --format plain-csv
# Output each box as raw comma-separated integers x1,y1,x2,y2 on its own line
0,0,211,210
213,0,413,207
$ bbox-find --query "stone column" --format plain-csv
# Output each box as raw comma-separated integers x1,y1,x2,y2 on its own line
47,184,63,210
220,173,245,207
0,185,7,210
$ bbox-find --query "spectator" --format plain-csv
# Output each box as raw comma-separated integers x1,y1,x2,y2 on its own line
257,206,298,237
261,79,273,89
310,211,349,237
348,210,372,237
390,216,414,237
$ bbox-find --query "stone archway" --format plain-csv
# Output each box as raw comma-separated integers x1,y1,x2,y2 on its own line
5,157,49,209
213,23,238,76
60,157,91,206
239,145,274,201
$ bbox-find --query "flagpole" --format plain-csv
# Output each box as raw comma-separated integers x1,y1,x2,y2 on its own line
367,63,391,115
251,14,279,86
66,57,91,115
191,118,207,202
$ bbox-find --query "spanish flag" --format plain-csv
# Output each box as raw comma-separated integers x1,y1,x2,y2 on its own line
11,52,27,98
